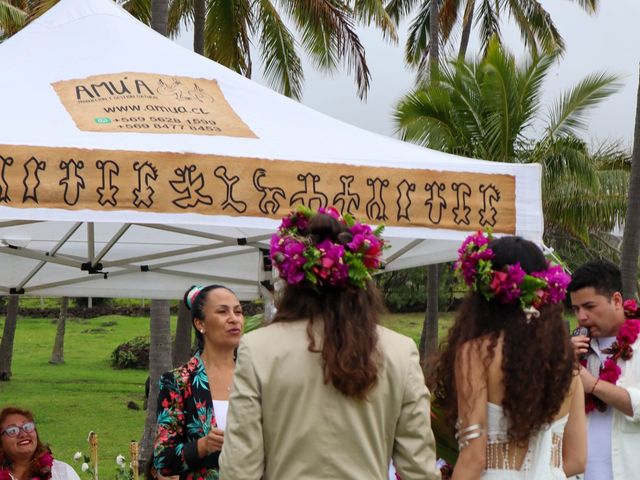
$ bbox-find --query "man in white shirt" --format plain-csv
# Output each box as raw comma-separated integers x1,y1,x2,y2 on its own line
569,260,640,480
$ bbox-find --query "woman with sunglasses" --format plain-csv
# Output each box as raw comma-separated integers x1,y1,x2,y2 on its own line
0,406,80,480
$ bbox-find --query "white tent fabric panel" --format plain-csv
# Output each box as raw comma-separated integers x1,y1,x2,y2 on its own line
0,0,544,299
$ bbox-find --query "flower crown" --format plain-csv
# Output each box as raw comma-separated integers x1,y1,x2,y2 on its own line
270,206,385,290
455,230,571,315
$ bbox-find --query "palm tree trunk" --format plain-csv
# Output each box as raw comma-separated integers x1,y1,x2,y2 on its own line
151,0,168,36
620,64,640,300
139,300,173,467
193,0,205,55
173,300,192,367
420,264,439,373
0,296,20,381
429,0,440,82
49,297,68,364
458,0,475,60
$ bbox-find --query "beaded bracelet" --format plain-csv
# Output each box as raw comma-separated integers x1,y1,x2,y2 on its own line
590,378,600,395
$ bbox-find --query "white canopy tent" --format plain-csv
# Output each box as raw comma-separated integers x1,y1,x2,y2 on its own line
0,0,543,300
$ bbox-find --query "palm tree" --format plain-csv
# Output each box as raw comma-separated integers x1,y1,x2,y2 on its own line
0,295,19,380
164,0,397,100
620,65,640,299
49,296,68,364
395,40,628,265
386,0,598,69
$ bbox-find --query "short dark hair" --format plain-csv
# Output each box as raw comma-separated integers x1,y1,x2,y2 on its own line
568,259,622,298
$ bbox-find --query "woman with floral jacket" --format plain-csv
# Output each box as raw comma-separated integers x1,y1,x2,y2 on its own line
154,285,244,480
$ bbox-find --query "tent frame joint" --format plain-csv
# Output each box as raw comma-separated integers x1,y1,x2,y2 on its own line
81,261,103,274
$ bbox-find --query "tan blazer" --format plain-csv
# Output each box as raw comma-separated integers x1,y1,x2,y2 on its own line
220,320,441,480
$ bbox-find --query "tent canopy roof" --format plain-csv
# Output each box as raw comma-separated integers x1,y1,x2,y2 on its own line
0,0,543,299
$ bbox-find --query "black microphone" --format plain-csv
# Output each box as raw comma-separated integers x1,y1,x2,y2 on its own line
572,326,590,361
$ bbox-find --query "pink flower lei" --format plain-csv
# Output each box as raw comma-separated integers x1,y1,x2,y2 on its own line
454,230,571,314
270,206,386,290
0,451,53,480
582,299,640,414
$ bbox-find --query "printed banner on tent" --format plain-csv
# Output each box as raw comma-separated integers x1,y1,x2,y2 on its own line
52,72,256,138
0,145,516,233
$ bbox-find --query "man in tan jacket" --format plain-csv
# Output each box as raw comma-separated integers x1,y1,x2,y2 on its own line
219,321,441,479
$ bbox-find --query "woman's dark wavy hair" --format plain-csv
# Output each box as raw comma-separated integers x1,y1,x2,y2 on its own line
183,284,237,352
273,212,386,400
429,236,575,444
0,406,51,479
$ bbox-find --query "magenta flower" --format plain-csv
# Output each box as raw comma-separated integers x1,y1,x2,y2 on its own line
490,263,525,304
618,319,640,346
600,358,621,384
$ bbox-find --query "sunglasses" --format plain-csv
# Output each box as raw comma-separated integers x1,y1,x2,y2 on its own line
1,422,36,437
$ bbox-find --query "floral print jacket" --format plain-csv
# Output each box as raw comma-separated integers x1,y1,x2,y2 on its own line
154,352,220,480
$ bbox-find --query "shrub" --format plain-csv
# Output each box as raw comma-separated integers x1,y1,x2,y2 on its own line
111,336,149,369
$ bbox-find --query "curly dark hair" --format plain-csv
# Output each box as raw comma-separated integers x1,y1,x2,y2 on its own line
429,236,575,444
0,407,52,480
273,213,386,400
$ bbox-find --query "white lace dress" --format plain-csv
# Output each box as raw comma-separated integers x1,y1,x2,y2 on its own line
481,403,568,479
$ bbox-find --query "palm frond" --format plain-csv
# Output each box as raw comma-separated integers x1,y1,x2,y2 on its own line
404,0,431,66
286,0,371,99
439,0,461,43
27,0,60,22
0,1,27,38
545,72,620,139
353,0,398,42
384,0,419,24
570,0,598,14
507,0,564,55
167,0,191,36
477,0,500,54
205,0,253,76
257,0,304,99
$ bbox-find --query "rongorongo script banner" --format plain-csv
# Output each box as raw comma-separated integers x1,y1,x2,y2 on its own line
0,145,516,233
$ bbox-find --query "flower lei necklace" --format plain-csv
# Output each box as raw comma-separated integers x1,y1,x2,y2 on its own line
0,451,53,480
581,299,640,413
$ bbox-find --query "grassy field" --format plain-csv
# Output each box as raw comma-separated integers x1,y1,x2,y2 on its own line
0,310,452,478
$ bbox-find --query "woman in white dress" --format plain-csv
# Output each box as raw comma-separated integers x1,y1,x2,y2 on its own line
0,407,80,480
430,233,587,479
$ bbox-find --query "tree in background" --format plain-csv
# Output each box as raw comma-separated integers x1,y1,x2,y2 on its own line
386,0,598,73
395,39,628,269
0,295,19,380
620,66,640,299
49,296,68,364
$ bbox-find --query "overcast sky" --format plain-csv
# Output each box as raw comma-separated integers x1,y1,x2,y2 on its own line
178,0,640,148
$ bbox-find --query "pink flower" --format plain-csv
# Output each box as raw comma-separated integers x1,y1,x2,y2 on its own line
0,470,12,480
532,264,571,304
600,359,622,384
38,452,53,470
490,264,525,304
624,299,639,319
618,319,640,346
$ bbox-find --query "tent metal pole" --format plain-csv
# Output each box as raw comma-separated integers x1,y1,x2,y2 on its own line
91,223,131,268
16,222,83,290
87,222,95,263
0,220,43,228
101,242,237,268
140,224,236,243
135,248,251,270
0,246,83,268
384,239,425,266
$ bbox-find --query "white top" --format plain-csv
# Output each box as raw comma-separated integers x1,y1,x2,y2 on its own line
481,403,568,480
585,336,616,480
584,335,640,479
213,399,229,431
52,460,81,480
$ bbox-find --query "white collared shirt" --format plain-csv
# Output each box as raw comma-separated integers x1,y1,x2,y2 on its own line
584,336,640,479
